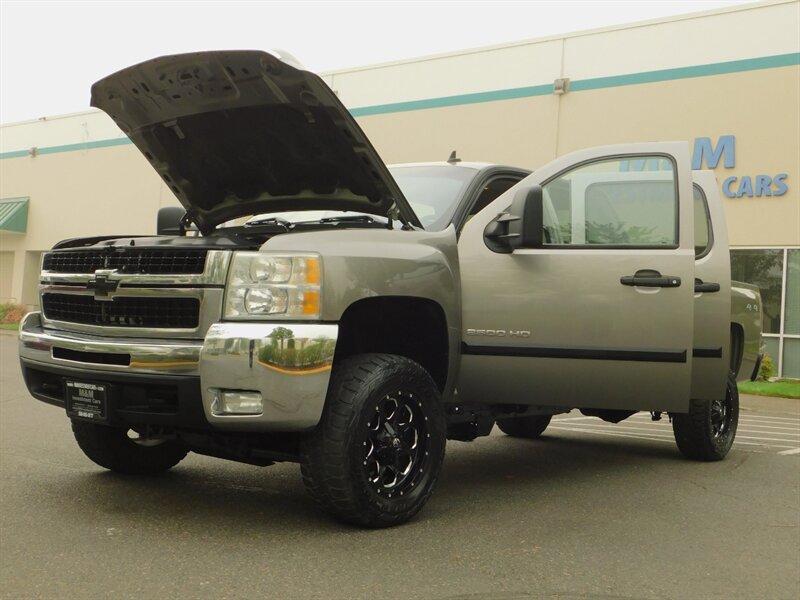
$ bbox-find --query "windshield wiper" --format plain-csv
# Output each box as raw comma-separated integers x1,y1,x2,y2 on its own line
318,215,380,224
244,217,293,230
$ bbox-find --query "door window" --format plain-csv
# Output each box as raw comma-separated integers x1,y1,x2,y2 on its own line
469,177,520,218
542,156,678,247
693,184,713,258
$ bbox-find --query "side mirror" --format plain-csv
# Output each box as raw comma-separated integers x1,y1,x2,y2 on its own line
157,206,187,235
483,186,544,253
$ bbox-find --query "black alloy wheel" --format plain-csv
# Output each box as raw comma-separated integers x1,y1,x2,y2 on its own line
673,372,739,461
709,395,732,439
301,354,446,528
363,391,430,499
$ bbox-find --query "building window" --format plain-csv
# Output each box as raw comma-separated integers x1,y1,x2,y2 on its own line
783,250,800,379
785,249,799,336
731,247,800,379
731,249,783,334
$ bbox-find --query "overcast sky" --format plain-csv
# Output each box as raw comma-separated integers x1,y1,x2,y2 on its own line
1,0,751,124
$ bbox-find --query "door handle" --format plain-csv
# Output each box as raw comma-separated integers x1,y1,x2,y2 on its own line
694,278,721,293
620,269,681,288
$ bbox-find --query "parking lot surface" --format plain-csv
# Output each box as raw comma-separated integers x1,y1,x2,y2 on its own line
1,333,798,600
551,409,800,456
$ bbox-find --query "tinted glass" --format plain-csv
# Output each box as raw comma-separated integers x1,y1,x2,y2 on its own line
731,249,784,334
783,338,800,379
785,249,799,335
542,157,677,246
693,185,712,257
389,166,476,230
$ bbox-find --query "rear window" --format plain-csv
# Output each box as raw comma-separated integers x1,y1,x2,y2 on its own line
390,166,476,230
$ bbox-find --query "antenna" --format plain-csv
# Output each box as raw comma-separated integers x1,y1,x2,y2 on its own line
447,150,461,164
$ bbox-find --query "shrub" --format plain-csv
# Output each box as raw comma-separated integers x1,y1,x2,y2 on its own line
0,303,27,324
758,352,775,381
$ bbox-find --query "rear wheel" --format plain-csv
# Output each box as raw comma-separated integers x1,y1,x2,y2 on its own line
301,354,446,528
72,421,188,474
672,373,739,461
496,414,552,439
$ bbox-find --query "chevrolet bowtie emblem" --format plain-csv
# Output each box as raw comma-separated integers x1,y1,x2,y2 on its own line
86,273,120,299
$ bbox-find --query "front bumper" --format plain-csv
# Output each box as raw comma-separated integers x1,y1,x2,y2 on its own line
19,312,337,431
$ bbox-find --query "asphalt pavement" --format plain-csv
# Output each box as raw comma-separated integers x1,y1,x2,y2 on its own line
1,333,798,600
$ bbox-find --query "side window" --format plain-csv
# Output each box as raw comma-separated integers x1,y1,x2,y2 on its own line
469,177,520,217
542,156,678,247
693,184,713,258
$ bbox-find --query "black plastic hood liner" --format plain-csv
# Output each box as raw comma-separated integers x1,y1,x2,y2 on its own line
91,50,420,234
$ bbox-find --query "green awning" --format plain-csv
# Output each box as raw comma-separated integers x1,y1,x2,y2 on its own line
0,197,29,233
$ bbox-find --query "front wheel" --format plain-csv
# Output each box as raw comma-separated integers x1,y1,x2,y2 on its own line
72,421,188,474
672,373,739,461
301,354,446,528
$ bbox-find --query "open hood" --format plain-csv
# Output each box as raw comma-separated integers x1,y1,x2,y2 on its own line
91,50,421,234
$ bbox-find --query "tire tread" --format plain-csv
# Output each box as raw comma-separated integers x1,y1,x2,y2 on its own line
301,353,446,528
672,373,739,461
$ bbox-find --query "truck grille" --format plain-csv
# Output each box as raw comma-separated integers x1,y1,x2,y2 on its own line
43,249,208,275
42,294,200,329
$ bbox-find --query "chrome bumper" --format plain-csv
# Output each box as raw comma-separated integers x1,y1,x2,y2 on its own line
199,322,337,431
19,312,337,431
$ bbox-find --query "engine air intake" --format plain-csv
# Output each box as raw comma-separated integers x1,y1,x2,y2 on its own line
42,294,200,329
43,249,208,275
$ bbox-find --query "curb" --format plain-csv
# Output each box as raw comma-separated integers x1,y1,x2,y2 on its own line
739,393,800,417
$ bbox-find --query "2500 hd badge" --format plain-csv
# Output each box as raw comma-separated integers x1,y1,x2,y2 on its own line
466,329,532,337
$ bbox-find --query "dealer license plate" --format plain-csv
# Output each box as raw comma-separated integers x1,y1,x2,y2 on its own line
65,380,108,422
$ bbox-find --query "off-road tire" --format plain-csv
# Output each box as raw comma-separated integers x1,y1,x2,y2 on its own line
301,354,446,528
496,414,552,439
672,373,739,461
71,420,188,474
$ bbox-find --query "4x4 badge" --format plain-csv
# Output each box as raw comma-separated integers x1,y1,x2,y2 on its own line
86,273,120,299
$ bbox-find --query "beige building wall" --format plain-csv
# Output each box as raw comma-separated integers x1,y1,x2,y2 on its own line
357,64,799,248
0,251,13,302
552,66,799,247
357,95,561,168
0,145,176,249
0,140,179,306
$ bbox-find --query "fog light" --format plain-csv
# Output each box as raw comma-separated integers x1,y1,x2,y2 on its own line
210,389,263,415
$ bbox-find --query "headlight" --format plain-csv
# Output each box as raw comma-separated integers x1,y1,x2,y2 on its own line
224,253,321,320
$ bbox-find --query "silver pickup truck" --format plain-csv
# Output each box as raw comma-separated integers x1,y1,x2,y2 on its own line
18,51,763,528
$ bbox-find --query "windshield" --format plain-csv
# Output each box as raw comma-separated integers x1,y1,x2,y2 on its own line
389,165,477,230
215,210,388,230
217,166,478,232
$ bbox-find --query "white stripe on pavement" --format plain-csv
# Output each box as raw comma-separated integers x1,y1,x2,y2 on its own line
550,411,800,454
547,425,675,445
735,424,800,431
554,421,798,443
548,425,796,449
736,414,800,422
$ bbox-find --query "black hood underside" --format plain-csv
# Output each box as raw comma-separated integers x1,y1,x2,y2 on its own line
91,50,420,234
